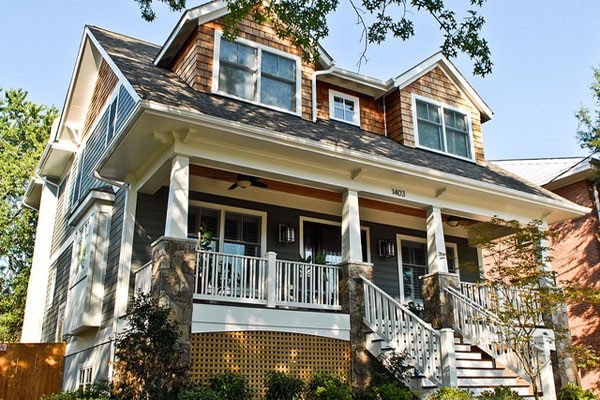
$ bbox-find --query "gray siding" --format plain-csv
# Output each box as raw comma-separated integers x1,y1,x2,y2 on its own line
132,188,168,268
51,177,75,255
101,189,126,327
115,86,134,134
41,245,72,342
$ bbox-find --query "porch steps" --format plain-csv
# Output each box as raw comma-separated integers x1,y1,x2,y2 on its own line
366,333,537,398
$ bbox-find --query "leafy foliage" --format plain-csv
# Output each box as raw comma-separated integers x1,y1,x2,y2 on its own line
205,371,255,400
557,383,598,400
177,385,222,400
378,350,413,386
40,382,114,399
576,67,600,152
428,387,475,400
113,293,189,400
305,371,352,400
0,88,57,342
264,371,304,400
469,218,567,398
132,0,492,77
478,386,521,400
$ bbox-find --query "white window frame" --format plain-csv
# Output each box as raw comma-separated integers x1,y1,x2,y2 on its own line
329,90,360,126
78,364,93,391
46,267,57,309
189,201,267,257
396,235,458,303
69,212,96,287
299,216,371,264
411,94,475,161
55,303,66,342
212,31,302,116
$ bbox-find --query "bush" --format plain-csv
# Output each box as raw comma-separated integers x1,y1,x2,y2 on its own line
178,385,222,400
428,387,475,400
306,371,352,400
41,382,113,400
479,386,521,400
264,371,304,400
372,382,415,400
207,372,254,400
558,383,598,400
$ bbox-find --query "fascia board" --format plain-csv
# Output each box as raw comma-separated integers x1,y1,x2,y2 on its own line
328,67,392,93
138,100,587,218
86,28,141,104
153,0,229,66
393,52,493,121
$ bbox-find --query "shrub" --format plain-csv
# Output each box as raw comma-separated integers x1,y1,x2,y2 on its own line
558,383,598,400
379,351,413,386
428,387,475,400
178,385,222,400
264,371,304,400
113,293,189,400
207,371,254,400
479,386,521,400
306,371,352,400
372,382,415,400
41,382,113,400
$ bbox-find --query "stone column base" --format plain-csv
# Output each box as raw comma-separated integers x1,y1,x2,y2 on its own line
421,271,459,329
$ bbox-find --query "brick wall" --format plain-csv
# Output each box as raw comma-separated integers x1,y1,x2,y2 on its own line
551,179,600,393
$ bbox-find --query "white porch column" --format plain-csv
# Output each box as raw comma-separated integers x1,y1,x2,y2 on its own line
164,155,189,238
341,189,363,263
426,206,448,274
21,181,58,342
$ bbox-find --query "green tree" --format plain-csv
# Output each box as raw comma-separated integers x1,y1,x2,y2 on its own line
576,67,600,152
113,293,190,400
133,0,492,77
0,88,57,342
469,218,572,399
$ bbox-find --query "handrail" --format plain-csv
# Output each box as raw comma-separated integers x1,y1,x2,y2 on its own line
361,276,442,386
445,285,544,388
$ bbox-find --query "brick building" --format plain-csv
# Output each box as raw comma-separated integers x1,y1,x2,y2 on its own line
495,156,600,392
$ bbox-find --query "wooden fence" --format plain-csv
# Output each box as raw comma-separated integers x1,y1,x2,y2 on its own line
0,342,65,400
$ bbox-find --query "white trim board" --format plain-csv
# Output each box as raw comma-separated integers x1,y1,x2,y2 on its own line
192,303,350,340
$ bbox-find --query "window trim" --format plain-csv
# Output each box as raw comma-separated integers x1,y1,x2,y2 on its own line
189,201,267,257
55,303,66,342
329,90,360,126
212,31,303,116
299,216,371,264
411,94,475,162
77,364,93,391
396,235,459,303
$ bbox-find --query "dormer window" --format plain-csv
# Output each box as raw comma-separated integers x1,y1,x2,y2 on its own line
214,33,301,114
329,90,360,126
413,96,473,160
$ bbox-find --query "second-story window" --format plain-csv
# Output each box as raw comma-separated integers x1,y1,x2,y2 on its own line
215,34,300,114
414,97,473,160
329,90,360,126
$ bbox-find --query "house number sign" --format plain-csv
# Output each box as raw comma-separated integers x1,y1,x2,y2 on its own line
392,189,406,198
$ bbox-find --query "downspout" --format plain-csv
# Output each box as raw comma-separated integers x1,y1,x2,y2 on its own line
312,63,336,123
93,170,129,191
382,94,388,137
593,180,600,226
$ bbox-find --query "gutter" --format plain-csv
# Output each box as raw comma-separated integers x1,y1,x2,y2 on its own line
93,170,129,191
312,64,335,122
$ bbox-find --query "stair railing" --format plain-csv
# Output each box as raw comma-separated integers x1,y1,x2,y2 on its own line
361,276,442,386
445,285,553,397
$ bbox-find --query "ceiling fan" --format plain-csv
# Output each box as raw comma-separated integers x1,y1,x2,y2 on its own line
228,175,268,190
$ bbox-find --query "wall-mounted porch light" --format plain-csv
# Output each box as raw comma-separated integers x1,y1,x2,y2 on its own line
378,239,396,258
278,224,296,244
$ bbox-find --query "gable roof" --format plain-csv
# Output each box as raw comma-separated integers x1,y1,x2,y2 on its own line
88,25,563,203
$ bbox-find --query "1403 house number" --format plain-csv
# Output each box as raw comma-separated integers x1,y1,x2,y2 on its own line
392,189,406,198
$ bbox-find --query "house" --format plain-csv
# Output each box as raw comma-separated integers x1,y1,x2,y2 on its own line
20,1,589,396
494,156,600,393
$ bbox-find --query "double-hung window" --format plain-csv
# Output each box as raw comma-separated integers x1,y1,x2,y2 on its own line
215,34,301,114
414,96,473,159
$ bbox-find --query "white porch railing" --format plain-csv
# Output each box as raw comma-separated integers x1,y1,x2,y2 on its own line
445,285,554,396
195,251,341,310
362,276,443,386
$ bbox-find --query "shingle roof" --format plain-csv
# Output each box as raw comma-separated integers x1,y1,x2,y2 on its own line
88,25,558,201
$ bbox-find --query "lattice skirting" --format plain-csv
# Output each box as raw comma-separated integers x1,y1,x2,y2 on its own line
190,331,351,397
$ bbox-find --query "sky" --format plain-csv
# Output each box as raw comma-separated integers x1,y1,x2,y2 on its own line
1,1,599,160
